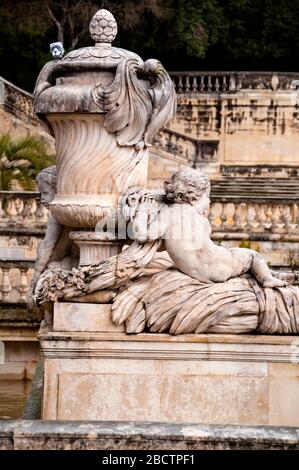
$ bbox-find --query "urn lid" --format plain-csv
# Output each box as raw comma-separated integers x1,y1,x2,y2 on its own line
33,9,176,148
34,9,142,115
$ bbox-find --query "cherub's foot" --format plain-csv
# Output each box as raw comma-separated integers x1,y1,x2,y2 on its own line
262,277,289,288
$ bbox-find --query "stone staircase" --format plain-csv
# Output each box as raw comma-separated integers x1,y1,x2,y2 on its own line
211,177,299,202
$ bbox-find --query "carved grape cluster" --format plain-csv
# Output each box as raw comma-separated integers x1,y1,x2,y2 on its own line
89,9,117,44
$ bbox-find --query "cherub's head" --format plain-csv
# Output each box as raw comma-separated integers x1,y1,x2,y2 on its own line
36,166,57,208
164,168,210,214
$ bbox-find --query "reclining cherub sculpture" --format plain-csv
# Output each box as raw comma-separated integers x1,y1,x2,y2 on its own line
31,167,298,335
127,168,287,288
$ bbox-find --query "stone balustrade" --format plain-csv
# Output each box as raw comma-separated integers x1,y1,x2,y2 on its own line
0,191,48,230
170,71,299,94
153,128,219,164
209,199,299,237
0,191,298,307
0,76,36,123
0,260,34,304
1,190,298,237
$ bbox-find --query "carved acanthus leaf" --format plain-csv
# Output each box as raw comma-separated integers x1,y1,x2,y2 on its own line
92,58,176,147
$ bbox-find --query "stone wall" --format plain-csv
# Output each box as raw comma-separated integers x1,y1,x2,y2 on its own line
168,71,299,177
0,76,54,152
3,72,299,180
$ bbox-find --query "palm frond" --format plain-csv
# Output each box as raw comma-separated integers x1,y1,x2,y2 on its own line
0,132,56,190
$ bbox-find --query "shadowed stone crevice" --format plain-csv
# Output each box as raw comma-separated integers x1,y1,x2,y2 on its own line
23,358,44,420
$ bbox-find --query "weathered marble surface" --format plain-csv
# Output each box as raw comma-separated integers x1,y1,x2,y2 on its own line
1,419,299,450
34,169,299,335
40,313,299,426
34,9,176,235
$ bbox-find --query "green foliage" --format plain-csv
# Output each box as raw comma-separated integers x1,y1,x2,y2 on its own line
0,133,55,190
1,0,299,91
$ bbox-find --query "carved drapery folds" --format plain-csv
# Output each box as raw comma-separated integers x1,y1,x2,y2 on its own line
92,57,176,148
35,239,299,335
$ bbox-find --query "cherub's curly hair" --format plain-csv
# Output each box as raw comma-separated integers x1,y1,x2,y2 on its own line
164,168,210,204
36,165,57,189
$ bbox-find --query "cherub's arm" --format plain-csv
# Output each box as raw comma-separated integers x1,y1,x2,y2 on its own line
129,202,168,242
31,214,64,288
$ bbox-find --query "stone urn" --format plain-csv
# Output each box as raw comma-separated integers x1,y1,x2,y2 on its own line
34,9,176,264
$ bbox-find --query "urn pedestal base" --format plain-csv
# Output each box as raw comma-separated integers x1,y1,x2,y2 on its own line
39,303,299,426
69,231,123,266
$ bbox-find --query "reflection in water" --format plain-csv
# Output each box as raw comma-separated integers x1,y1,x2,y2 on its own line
0,380,31,419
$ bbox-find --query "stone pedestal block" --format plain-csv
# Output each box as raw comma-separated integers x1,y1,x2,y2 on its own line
40,303,299,426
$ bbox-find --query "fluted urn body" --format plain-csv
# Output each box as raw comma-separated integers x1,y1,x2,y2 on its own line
34,9,176,263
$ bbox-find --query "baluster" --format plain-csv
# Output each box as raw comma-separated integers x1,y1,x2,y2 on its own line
191,76,198,92
21,199,33,222
246,204,256,231
215,77,220,92
263,204,272,229
270,205,282,232
231,202,238,230
1,268,12,302
185,76,190,92
222,75,227,92
255,203,267,231
6,199,18,222
229,74,236,91
208,203,219,230
207,76,212,92
15,198,24,223
18,268,29,302
281,204,292,232
200,76,205,92
177,76,183,93
292,203,299,232
167,133,174,151
177,136,184,157
233,202,246,230
219,202,229,230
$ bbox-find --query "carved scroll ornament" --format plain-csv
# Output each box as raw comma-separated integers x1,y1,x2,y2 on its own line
92,57,176,148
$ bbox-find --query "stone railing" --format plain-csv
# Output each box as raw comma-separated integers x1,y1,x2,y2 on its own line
153,128,219,164
170,71,299,94
209,199,299,237
0,191,48,230
0,191,298,306
0,260,34,304
1,190,299,237
0,76,37,123
2,72,299,119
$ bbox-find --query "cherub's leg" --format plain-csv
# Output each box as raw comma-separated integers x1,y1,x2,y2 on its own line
250,252,288,287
